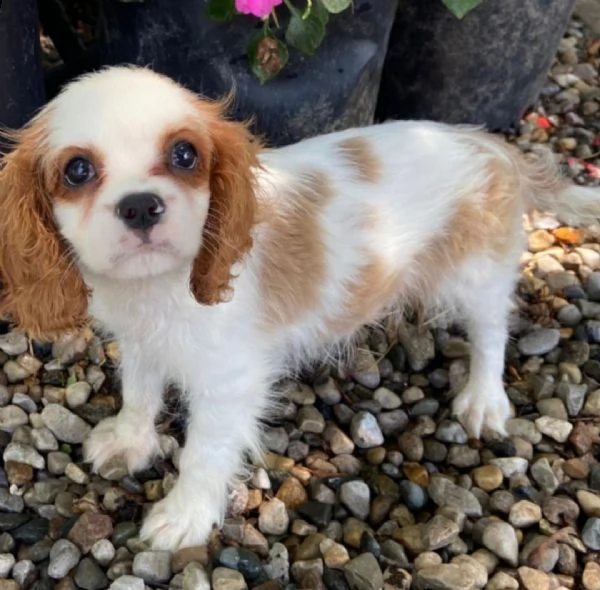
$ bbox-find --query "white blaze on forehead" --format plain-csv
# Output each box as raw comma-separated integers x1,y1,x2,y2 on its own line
44,67,207,165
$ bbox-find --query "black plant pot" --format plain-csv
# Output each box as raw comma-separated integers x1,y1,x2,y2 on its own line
376,0,576,131
96,0,398,147
0,0,45,136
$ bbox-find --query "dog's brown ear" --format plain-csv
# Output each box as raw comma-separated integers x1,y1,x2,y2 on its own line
189,102,259,305
0,124,90,340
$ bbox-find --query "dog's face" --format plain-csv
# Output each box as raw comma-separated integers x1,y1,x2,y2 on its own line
0,67,259,339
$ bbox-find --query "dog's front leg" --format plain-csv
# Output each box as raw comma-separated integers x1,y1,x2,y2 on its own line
84,342,165,474
140,367,270,550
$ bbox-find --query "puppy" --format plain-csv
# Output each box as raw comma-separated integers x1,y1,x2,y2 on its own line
0,66,597,550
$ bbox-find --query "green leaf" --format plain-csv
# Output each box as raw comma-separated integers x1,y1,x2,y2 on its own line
311,0,330,25
248,30,289,83
285,4,327,56
205,0,236,22
441,0,482,19
320,0,351,14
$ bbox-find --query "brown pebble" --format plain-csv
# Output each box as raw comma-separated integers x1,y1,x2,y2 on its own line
171,545,209,573
365,447,386,465
518,566,551,590
246,489,262,511
583,560,600,590
402,463,429,487
67,512,114,553
143,479,163,502
472,465,503,492
5,461,34,485
276,477,308,510
370,495,395,526
569,422,595,455
562,457,590,479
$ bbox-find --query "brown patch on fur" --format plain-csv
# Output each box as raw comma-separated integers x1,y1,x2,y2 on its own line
51,145,106,225
408,154,522,308
337,137,382,184
0,119,91,340
326,256,401,334
151,117,213,192
261,171,334,325
327,149,522,336
187,98,261,305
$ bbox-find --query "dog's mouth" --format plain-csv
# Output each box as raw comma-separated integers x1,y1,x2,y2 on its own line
108,240,183,271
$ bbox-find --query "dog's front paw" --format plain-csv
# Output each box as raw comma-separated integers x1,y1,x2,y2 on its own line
139,485,220,550
83,413,162,474
452,382,511,439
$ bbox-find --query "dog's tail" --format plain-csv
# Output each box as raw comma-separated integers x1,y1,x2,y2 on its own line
517,145,600,226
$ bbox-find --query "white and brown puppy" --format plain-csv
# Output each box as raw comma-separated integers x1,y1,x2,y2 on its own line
0,66,597,550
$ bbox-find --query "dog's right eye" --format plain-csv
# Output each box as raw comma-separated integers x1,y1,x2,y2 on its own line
64,157,96,187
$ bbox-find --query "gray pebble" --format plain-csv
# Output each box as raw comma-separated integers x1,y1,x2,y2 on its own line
109,576,146,590
534,415,573,442
313,378,342,405
350,349,381,389
263,542,289,585
31,427,59,452
344,552,383,590
435,420,468,444
0,333,28,356
65,381,92,408
11,393,37,414
3,361,32,383
47,451,71,475
263,426,289,454
505,418,542,444
41,404,92,444
0,405,28,433
211,567,247,590
0,488,24,513
557,303,583,326
373,387,401,409
296,406,325,434
350,411,384,448
555,381,587,416
12,560,36,588
258,498,289,535
582,517,600,550
340,480,370,520
3,442,44,469
0,553,15,578
531,458,559,494
48,539,81,579
586,271,600,300
428,476,482,517
0,386,10,407
517,329,560,356
75,557,109,590
132,551,172,584
377,409,409,436
399,480,428,511
398,324,435,371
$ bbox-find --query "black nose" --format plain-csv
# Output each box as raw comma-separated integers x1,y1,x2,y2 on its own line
115,192,165,231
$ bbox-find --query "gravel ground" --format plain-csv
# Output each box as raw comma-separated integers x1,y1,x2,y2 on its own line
2,13,600,590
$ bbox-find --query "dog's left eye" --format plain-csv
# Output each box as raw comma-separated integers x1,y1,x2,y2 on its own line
170,141,198,170
64,157,96,187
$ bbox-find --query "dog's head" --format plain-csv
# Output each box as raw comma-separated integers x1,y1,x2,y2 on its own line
0,66,259,339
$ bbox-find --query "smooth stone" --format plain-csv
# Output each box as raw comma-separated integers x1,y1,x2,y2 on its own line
132,551,172,584
517,329,560,356
75,557,109,590
343,552,383,590
428,476,482,517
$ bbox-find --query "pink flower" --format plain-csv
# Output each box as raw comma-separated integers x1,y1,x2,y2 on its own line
235,0,282,18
